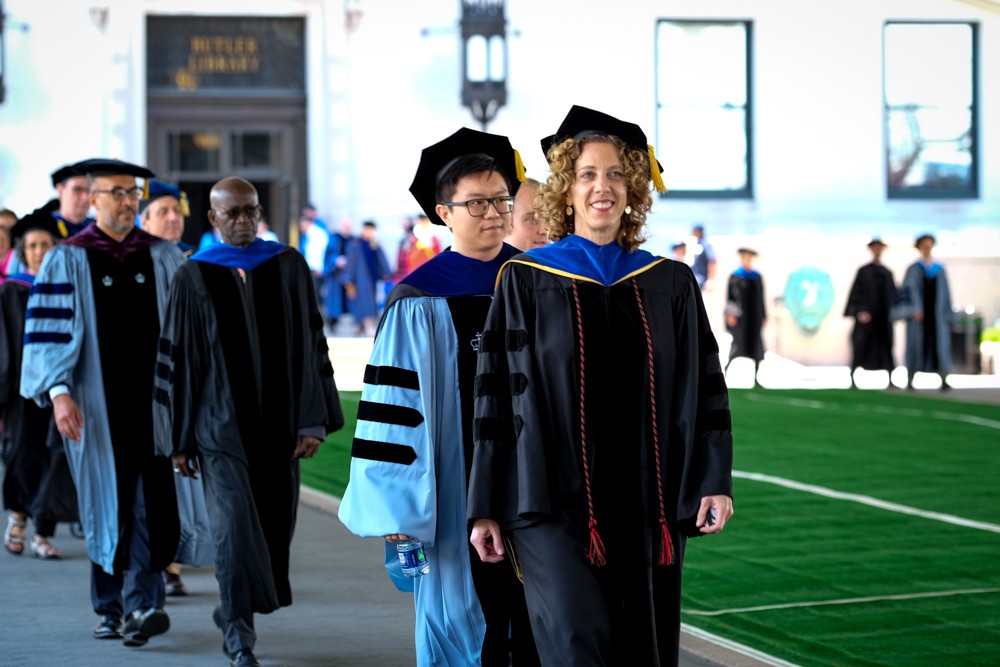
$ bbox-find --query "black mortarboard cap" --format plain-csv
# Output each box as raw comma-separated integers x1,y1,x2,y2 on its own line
140,179,190,216
11,203,64,241
71,158,155,180
50,164,84,188
540,105,667,193
914,233,935,248
737,247,758,256
409,127,526,226
868,237,887,247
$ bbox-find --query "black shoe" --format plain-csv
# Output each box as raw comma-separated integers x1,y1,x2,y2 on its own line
122,607,170,647
230,648,261,667
163,571,188,596
93,614,123,639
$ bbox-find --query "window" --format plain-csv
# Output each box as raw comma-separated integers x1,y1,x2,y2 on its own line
884,22,978,199
655,20,752,198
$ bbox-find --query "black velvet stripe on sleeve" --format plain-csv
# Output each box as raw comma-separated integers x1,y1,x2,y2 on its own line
700,408,732,433
153,387,170,407
357,400,425,427
154,361,173,382
363,364,419,390
351,437,417,465
473,415,522,444
478,329,528,353
700,371,728,398
474,372,507,398
158,337,173,356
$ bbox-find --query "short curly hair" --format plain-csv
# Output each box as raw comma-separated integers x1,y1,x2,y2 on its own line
537,134,653,251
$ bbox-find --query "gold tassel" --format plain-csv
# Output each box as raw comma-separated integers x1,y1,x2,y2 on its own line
647,145,667,194
180,191,191,217
513,149,527,183
57,220,69,238
142,179,150,200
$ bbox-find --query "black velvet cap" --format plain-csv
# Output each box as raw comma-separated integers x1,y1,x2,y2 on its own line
914,233,935,248
11,204,64,241
540,105,666,193
50,164,84,187
409,127,525,226
737,247,759,256
71,158,155,180
867,237,887,247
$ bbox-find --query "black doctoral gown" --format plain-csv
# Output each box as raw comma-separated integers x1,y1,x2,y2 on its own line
153,243,343,623
0,277,77,523
468,240,733,667
844,262,896,371
725,268,766,363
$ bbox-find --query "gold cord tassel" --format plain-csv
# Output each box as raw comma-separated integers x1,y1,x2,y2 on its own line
647,145,667,194
514,149,527,183
180,192,191,217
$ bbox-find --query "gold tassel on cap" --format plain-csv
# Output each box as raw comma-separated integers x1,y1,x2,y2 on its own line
180,191,191,217
514,149,527,184
142,179,150,200
647,145,667,194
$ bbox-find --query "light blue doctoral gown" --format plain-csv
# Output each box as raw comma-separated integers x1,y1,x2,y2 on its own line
19,240,211,572
338,295,486,667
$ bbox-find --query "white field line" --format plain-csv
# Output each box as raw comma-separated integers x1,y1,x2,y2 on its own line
744,392,1000,430
681,623,803,667
733,470,1000,534
685,587,1000,617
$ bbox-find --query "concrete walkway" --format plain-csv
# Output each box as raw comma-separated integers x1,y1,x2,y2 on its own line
0,486,755,667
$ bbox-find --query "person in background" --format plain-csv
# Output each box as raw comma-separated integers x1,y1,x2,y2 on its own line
690,223,716,291
0,216,13,281
154,176,343,667
256,217,278,242
50,162,95,238
299,214,329,314
339,127,540,666
844,237,897,389
343,220,391,337
2,210,76,560
20,158,185,648
467,105,733,667
725,248,767,386
322,218,353,330
140,180,194,256
505,177,547,251
901,233,953,391
670,239,687,263
139,179,214,597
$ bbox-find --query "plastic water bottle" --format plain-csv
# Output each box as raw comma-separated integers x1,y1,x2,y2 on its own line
396,539,430,577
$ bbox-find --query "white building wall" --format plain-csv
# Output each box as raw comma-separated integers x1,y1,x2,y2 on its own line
0,0,997,366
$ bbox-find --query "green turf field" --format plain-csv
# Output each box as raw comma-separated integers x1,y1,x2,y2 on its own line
303,388,1000,666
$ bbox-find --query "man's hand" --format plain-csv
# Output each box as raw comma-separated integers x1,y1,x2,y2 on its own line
172,453,200,480
53,393,83,442
469,519,505,563
293,435,322,459
857,311,872,324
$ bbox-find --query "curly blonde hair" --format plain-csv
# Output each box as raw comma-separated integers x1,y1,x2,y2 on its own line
537,135,653,251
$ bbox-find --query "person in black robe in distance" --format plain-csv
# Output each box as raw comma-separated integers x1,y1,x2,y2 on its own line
844,237,897,388
725,248,766,386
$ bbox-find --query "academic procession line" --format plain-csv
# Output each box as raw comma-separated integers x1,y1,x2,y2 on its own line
0,484,756,667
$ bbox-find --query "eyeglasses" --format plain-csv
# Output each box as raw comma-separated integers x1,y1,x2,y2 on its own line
442,196,514,217
212,204,263,221
91,187,144,201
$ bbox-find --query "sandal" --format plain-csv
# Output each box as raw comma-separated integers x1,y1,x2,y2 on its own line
4,515,26,556
31,536,61,560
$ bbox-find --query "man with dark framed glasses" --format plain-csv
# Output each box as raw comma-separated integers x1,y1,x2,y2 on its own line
21,158,187,650
442,195,514,217
339,128,541,666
